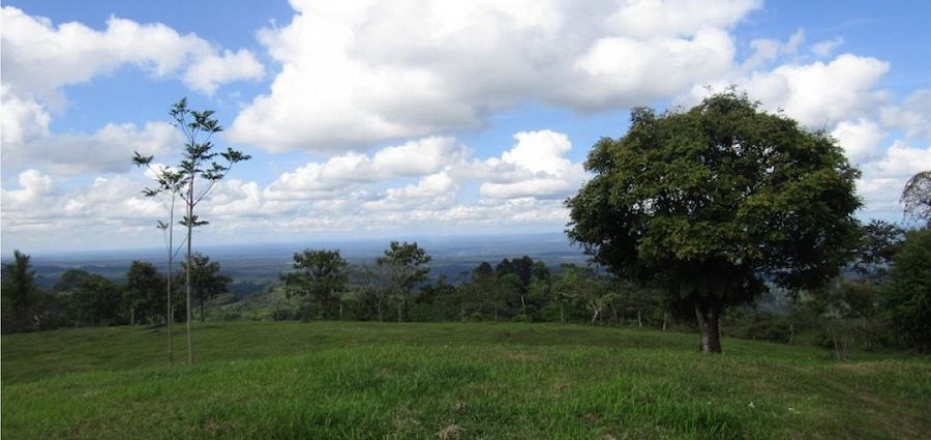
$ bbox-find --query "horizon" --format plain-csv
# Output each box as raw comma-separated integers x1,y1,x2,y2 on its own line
6,231,586,264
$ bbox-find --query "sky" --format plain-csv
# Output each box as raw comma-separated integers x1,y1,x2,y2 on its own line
2,0,929,256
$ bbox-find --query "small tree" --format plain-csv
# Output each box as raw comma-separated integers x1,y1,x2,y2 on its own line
376,241,431,322
71,274,124,326
1,250,40,333
566,91,861,353
180,253,232,322
133,98,251,364
124,261,167,325
280,249,350,321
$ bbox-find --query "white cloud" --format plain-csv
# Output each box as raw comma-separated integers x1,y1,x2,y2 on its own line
864,140,931,180
479,130,586,200
880,89,931,140
263,136,470,201
810,37,844,58
686,51,890,130
183,49,265,95
1,121,179,177
0,170,158,241
1,169,56,206
857,140,931,220
363,171,459,211
0,6,264,105
746,54,889,128
603,0,762,38
370,137,469,177
0,86,50,145
228,0,761,152
742,29,805,70
831,119,885,164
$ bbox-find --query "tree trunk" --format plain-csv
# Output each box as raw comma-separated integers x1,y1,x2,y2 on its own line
200,298,205,322
694,300,722,353
637,309,643,328
662,311,668,332
185,188,194,365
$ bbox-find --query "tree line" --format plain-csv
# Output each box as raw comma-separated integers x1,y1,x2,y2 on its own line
4,92,928,357
3,220,929,355
1,253,229,333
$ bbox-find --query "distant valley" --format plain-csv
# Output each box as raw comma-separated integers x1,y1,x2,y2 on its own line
21,233,590,293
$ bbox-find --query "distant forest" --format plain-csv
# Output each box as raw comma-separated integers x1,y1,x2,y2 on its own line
3,224,930,357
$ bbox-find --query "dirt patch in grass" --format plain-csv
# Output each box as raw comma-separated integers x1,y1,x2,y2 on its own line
437,424,465,440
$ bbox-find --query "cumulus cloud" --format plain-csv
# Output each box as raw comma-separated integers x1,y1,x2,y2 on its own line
0,6,264,104
228,0,762,152
880,89,931,140
0,170,158,243
479,130,586,200
263,136,470,201
748,54,889,127
1,121,179,177
183,49,265,95
0,85,51,145
831,119,885,164
856,140,931,219
0,5,266,195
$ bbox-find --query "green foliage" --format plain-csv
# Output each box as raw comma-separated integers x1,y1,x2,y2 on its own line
884,228,931,352
180,253,231,321
377,241,432,322
1,250,41,333
566,91,861,352
853,220,906,285
124,261,167,325
2,322,929,440
134,98,251,364
69,274,124,326
280,249,350,321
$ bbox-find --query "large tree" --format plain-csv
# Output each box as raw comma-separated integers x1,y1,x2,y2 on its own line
280,249,350,321
566,92,861,352
134,98,250,364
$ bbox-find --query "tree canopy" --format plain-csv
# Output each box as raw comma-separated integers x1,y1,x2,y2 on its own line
280,249,350,321
566,92,861,352
901,170,931,227
884,228,931,353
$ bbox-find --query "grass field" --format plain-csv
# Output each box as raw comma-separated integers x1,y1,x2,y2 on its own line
2,321,929,439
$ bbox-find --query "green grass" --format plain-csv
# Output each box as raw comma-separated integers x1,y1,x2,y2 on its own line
3,322,929,439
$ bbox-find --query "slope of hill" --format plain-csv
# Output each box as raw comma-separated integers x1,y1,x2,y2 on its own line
3,321,928,440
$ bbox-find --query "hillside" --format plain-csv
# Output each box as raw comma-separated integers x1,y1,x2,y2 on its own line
3,322,929,439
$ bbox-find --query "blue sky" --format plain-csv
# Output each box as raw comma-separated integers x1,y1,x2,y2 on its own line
2,0,929,255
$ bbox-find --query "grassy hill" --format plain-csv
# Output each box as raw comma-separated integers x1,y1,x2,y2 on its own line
2,322,929,439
